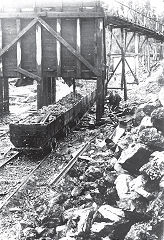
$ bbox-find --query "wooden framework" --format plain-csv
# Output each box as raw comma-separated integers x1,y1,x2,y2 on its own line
0,2,105,121
1,0,164,120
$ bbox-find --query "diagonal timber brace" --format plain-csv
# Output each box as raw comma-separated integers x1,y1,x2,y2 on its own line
38,17,100,77
0,18,38,58
0,17,100,77
17,67,41,82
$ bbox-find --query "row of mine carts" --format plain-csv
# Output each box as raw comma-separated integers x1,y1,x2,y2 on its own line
9,90,96,152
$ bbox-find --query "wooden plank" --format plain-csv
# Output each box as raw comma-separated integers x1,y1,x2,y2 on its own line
76,18,81,78
17,67,41,82
38,17,100,76
56,18,61,76
0,18,38,58
0,11,104,19
36,22,43,109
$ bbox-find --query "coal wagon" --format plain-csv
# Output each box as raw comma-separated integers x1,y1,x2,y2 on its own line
9,90,96,151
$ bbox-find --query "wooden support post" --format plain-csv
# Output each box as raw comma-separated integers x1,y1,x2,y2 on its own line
0,19,3,115
96,18,104,122
121,28,127,101
146,38,150,74
73,78,76,97
3,77,9,113
106,26,113,95
57,18,61,77
51,77,56,103
159,42,164,60
76,18,81,78
16,10,21,79
36,22,43,109
134,32,139,83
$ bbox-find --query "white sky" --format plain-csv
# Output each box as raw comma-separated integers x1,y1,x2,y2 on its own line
0,0,164,15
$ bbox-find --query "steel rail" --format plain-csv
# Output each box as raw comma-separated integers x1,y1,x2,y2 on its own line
49,135,97,186
0,151,20,169
0,153,51,210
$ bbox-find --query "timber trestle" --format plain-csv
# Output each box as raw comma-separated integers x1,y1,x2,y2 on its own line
0,1,105,121
1,0,164,120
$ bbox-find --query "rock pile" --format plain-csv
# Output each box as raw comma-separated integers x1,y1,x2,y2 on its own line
20,64,164,240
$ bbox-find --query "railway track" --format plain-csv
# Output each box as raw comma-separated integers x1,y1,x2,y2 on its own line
0,128,99,211
0,151,52,210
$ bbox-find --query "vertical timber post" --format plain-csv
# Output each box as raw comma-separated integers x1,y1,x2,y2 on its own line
147,38,150,74
36,22,43,109
16,10,21,78
135,32,139,82
121,28,127,101
76,18,81,78
57,18,61,77
0,19,3,115
96,18,104,122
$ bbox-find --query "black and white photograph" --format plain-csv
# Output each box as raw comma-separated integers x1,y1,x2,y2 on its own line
0,0,164,239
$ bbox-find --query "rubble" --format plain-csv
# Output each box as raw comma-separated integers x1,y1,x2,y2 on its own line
151,107,164,133
139,127,164,149
140,151,164,180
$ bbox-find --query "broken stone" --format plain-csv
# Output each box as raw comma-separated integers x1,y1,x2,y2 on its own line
85,166,103,181
140,151,164,180
35,226,45,235
133,107,146,126
56,225,67,239
9,207,22,212
159,175,164,188
71,185,84,197
124,222,157,240
114,174,134,199
118,143,151,174
23,227,37,239
151,107,164,133
139,127,164,149
63,206,95,236
143,103,156,116
91,222,114,236
97,205,125,222
129,175,151,199
138,116,153,132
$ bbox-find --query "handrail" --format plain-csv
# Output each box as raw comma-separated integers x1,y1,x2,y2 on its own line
106,0,164,36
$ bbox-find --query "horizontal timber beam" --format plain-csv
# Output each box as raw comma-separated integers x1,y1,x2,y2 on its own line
16,67,41,82
38,17,100,76
0,18,38,58
0,11,104,19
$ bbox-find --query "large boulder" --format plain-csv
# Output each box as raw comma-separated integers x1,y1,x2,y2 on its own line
140,151,164,180
117,143,151,174
139,127,164,149
151,107,164,133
